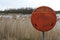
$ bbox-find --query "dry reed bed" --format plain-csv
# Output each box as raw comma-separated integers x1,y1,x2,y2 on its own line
0,14,59,40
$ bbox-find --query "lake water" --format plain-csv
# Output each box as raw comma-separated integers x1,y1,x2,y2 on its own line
56,14,60,18
0,14,60,19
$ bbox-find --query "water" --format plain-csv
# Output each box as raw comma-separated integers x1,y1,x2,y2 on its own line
0,14,60,19
56,14,60,18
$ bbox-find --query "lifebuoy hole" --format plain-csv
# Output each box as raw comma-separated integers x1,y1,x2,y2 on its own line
51,23,53,26
34,24,37,27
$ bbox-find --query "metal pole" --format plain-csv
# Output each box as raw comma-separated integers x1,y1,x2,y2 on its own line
42,32,44,40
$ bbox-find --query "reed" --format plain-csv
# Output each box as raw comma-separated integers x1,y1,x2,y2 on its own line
0,14,59,40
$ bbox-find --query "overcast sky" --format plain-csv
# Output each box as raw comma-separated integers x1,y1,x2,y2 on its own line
0,0,60,11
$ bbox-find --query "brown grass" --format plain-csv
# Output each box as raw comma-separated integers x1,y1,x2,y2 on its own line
0,14,60,40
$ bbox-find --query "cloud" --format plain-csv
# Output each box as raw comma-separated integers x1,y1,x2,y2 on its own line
28,0,60,11
0,0,60,11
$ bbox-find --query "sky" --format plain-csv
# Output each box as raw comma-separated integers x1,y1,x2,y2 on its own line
0,0,60,11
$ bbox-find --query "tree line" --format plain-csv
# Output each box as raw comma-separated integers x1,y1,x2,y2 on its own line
0,8,34,14
0,8,60,14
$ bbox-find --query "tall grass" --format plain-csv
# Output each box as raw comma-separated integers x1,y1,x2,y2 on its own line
0,14,59,40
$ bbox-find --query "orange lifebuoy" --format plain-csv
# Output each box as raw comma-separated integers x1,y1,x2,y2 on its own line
31,6,57,32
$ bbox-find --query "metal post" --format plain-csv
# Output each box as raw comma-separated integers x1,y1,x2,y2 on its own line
42,32,44,40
